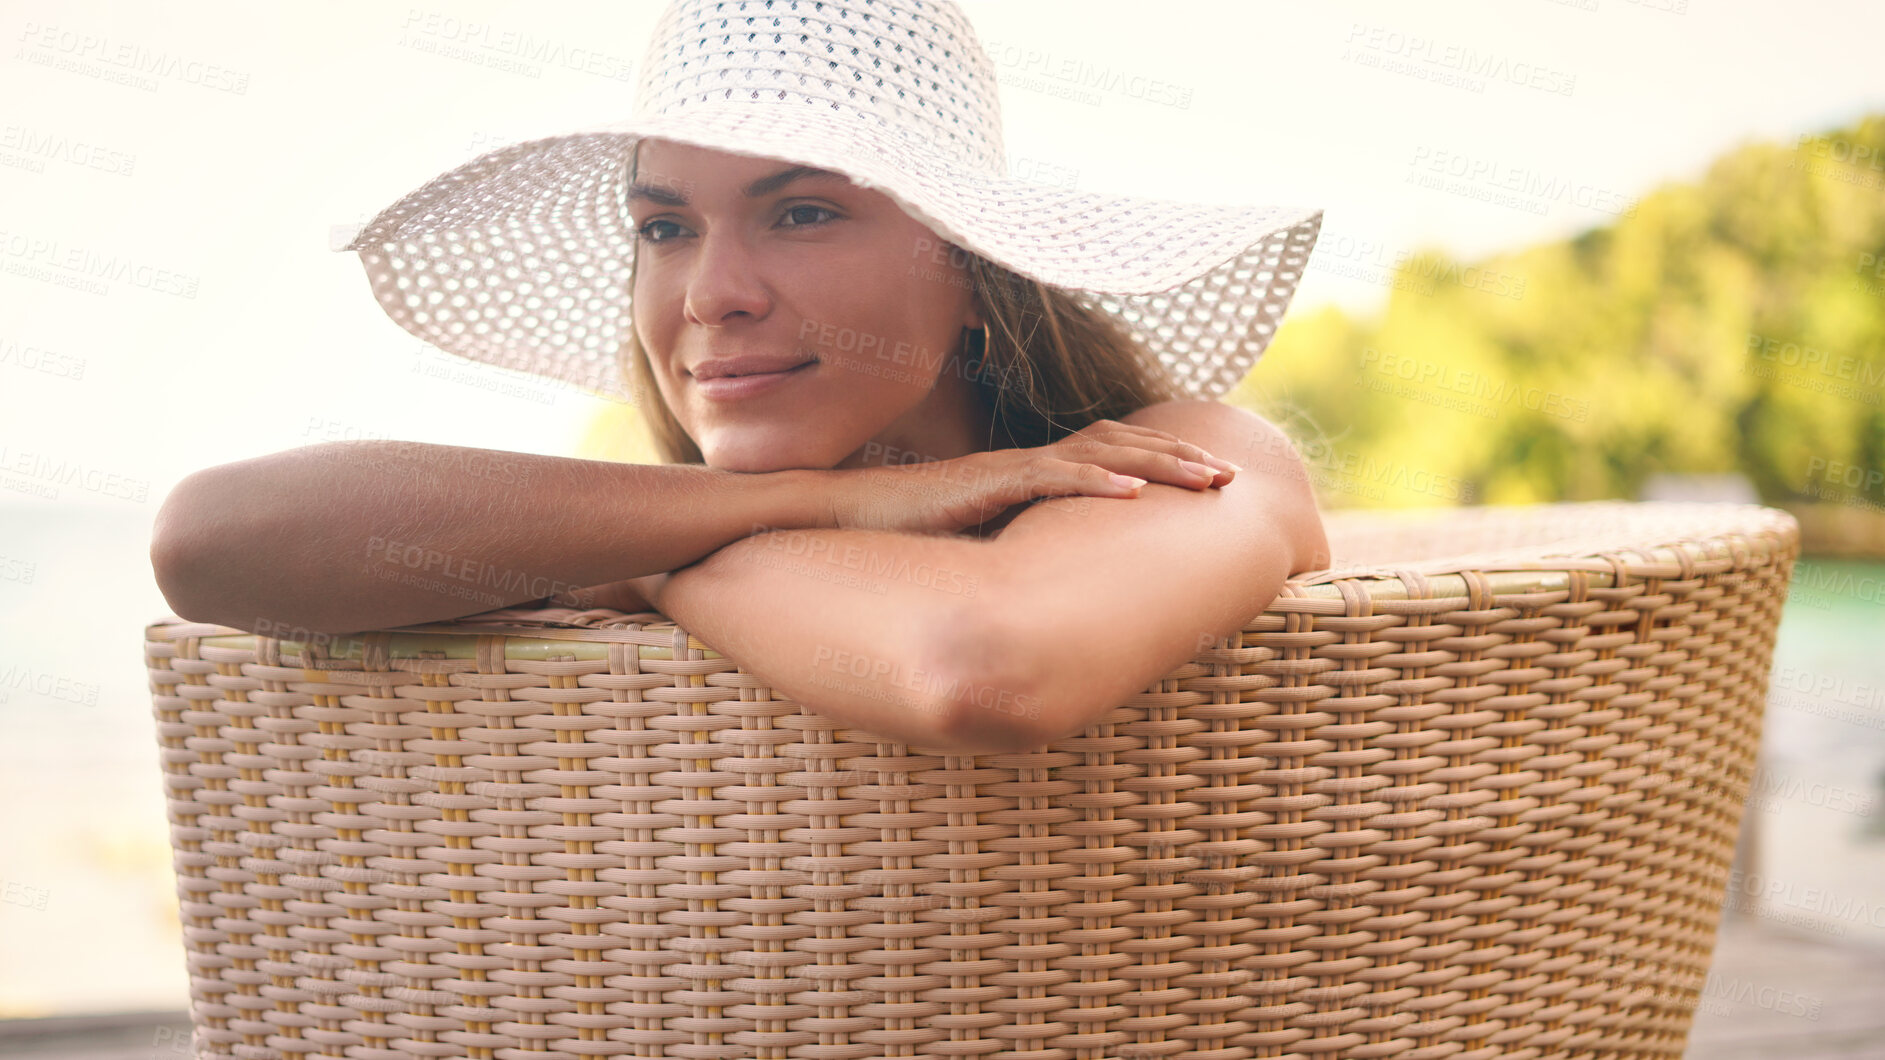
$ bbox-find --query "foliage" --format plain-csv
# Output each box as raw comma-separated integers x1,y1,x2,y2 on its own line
1239,114,1885,510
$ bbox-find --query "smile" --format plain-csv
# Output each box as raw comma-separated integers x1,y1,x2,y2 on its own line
693,360,817,401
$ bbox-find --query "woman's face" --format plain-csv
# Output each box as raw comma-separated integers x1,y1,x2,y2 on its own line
628,138,990,472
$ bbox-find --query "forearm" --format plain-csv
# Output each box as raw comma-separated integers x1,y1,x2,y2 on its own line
654,526,1038,753
151,440,827,635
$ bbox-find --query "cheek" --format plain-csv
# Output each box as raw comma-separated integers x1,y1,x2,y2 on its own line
815,351,948,430
630,275,680,356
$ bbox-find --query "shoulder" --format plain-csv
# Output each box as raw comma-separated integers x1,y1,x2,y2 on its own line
1121,398,1288,455
1121,398,1329,573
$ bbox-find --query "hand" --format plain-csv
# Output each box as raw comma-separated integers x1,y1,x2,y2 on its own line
543,573,670,614
626,571,672,613
820,418,1241,536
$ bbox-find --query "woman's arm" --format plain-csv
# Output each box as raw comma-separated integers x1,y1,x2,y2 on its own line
968,399,1327,747
651,523,1018,754
651,401,1326,756
149,440,828,636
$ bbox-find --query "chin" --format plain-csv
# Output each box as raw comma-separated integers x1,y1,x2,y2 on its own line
698,438,830,474
689,408,861,473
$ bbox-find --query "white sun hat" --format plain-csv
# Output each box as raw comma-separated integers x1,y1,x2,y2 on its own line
337,0,1325,405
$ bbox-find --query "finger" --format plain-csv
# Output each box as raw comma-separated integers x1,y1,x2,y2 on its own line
1015,456,1148,500
1086,443,1238,489
1079,420,1187,445
1052,436,1238,488
1072,422,1240,474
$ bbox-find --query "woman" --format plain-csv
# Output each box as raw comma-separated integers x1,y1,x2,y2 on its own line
151,0,1331,755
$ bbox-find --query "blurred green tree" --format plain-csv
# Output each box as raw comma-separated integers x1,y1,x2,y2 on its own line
1239,114,1885,514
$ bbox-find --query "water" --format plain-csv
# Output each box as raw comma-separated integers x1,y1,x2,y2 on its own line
1747,558,1885,947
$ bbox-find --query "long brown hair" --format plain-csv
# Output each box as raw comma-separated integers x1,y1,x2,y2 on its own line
619,145,1182,465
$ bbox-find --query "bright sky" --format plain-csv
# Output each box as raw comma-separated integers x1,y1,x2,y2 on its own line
4,0,1881,505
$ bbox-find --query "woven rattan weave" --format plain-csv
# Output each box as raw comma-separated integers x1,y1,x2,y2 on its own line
144,500,1799,1060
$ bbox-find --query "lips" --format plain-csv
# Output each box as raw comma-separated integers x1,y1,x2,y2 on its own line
690,358,818,401
691,355,817,380
719,365,806,378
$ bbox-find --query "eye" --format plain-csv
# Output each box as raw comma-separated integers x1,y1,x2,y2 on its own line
633,204,836,244
636,218,687,244
779,203,837,228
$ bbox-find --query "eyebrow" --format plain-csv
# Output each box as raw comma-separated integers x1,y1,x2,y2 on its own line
626,164,852,206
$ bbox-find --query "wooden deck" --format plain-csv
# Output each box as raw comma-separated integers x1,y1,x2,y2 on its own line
1682,917,1885,1059
3,918,1880,1059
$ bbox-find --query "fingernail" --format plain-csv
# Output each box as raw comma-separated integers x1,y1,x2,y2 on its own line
1179,460,1213,478
1110,473,1147,489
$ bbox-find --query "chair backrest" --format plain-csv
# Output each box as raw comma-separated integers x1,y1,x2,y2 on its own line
144,500,1798,1059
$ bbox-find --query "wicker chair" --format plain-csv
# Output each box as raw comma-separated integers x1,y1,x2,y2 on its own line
144,499,1799,1060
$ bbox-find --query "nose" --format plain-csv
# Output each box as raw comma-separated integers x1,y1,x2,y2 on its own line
682,227,772,326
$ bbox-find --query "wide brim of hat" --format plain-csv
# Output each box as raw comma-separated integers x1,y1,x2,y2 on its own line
338,102,1323,405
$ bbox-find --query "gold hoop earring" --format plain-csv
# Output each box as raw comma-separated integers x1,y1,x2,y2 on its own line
979,322,992,359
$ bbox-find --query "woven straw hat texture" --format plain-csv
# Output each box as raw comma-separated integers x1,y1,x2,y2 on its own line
339,0,1325,405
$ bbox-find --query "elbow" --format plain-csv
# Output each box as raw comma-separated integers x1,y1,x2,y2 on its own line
150,470,222,623
924,602,1057,754
151,465,286,630
936,684,1054,755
